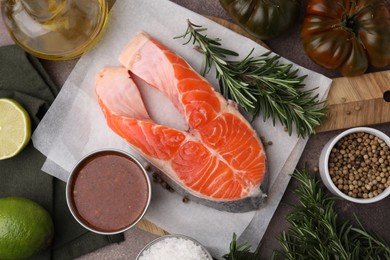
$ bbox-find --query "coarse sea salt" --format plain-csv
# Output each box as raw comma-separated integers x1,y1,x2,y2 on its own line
138,236,211,260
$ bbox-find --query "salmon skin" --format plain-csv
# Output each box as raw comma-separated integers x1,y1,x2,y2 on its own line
96,32,268,212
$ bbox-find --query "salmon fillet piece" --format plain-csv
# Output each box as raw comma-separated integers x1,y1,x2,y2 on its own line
96,32,268,212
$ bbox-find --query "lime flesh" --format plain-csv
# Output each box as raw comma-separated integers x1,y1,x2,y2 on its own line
0,98,31,160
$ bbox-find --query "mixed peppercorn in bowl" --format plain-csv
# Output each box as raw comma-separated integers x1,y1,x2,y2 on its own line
319,127,390,203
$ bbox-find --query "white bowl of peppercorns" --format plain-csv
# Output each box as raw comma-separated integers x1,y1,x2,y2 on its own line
319,127,390,203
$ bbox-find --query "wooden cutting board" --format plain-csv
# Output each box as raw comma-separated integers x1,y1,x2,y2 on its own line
316,71,390,132
136,16,390,235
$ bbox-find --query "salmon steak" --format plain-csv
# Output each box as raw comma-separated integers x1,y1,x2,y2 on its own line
96,32,268,212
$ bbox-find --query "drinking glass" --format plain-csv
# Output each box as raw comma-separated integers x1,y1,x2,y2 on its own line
1,0,108,60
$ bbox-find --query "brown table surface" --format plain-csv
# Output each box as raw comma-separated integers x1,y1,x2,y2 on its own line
1,0,389,259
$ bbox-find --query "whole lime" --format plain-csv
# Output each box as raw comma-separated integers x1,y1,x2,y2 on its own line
0,197,54,259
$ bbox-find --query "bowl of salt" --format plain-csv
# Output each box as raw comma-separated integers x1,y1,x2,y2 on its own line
136,234,213,260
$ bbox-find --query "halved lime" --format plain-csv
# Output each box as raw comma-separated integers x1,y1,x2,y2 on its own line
0,98,31,160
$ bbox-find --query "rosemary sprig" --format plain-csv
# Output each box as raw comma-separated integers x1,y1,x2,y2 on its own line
175,20,327,137
223,233,260,260
272,168,390,259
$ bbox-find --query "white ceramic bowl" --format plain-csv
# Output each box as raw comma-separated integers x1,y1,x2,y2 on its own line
319,127,390,203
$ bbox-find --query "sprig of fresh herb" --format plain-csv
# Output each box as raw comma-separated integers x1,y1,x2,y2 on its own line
175,20,327,137
223,168,390,259
272,167,390,259
223,233,260,260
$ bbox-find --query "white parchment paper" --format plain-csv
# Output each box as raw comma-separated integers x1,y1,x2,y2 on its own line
32,0,332,257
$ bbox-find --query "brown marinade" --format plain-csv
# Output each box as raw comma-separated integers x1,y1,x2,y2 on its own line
70,151,149,232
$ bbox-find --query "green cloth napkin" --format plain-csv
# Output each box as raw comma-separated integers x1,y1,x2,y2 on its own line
0,45,124,259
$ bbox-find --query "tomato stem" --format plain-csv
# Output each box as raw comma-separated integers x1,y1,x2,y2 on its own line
344,2,374,37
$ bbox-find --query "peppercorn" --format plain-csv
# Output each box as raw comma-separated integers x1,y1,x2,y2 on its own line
328,132,390,199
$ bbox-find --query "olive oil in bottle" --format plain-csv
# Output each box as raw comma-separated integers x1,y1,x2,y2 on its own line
1,0,108,60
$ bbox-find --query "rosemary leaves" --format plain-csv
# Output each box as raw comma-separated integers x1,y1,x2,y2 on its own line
272,168,390,259
175,20,326,137
222,168,390,258
223,233,260,260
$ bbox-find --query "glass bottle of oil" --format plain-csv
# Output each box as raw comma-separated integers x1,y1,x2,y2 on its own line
1,0,108,60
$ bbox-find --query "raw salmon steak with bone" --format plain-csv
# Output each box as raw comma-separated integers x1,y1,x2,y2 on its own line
96,32,268,212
